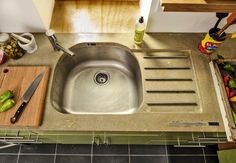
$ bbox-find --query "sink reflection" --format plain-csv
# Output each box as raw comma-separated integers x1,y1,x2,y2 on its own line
51,43,143,114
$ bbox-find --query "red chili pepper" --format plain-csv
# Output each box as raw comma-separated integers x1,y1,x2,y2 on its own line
225,86,230,98
223,76,230,85
229,89,236,98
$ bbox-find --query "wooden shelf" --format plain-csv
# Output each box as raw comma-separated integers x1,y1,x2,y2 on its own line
50,0,140,33
161,0,236,12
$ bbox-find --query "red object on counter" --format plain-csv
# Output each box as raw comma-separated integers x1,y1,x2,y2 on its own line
0,49,5,64
223,76,230,85
229,90,236,98
225,86,230,97
227,12,236,24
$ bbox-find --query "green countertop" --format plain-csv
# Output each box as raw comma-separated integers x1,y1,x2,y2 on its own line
1,33,236,133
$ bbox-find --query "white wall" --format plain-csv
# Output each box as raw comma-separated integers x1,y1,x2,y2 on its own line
0,0,54,32
140,0,152,24
146,0,235,33
32,0,55,30
1,0,234,33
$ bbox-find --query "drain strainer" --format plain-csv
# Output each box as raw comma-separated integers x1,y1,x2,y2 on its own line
94,72,110,85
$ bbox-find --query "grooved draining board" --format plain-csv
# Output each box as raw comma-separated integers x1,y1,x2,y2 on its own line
133,50,201,113
0,66,50,127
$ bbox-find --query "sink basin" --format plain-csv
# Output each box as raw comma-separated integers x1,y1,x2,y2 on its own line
51,43,143,114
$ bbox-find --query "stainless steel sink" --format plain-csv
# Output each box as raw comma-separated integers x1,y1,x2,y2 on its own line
51,43,143,114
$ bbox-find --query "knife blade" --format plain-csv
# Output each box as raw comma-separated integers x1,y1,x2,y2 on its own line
10,72,45,124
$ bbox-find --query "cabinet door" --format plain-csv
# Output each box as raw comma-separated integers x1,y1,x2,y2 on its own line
33,131,93,144
56,134,93,144
104,132,227,145
0,130,44,144
24,131,227,145
104,133,168,145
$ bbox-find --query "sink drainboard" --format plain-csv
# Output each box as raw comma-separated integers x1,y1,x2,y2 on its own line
134,50,201,113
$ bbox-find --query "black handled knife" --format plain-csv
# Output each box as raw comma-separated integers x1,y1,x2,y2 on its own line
10,72,44,124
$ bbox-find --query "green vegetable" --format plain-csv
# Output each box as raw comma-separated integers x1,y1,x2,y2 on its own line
224,63,235,72
0,99,15,112
232,110,236,125
229,79,236,89
0,90,14,103
217,55,225,59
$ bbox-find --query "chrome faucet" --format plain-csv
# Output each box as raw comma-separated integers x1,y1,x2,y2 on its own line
45,29,74,56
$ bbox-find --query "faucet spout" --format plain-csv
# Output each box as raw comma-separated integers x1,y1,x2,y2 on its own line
54,42,74,56
45,29,74,56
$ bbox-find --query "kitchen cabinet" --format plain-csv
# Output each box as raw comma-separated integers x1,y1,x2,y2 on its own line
146,0,236,33
161,0,236,12
28,131,227,145
104,132,227,145
32,131,94,144
0,0,54,32
0,130,43,149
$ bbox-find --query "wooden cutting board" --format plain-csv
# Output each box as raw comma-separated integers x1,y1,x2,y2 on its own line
0,66,50,127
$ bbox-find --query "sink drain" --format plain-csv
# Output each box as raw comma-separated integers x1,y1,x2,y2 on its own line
94,72,110,85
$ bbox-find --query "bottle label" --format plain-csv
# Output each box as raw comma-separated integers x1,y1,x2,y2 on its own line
134,29,144,43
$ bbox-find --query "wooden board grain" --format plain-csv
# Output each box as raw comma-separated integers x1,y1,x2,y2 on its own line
161,0,236,12
50,0,140,33
0,66,50,127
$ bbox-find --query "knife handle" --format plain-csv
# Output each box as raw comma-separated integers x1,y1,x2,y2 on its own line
10,101,27,124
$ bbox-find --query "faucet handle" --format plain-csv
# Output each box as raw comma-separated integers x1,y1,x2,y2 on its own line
45,29,74,56
45,29,58,51
45,29,56,37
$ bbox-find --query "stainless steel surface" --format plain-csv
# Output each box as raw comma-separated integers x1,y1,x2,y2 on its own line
51,42,143,114
22,72,44,102
45,29,74,56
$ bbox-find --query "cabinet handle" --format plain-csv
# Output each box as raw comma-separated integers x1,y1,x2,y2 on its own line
1,139,36,143
174,145,205,148
0,140,18,150
0,136,24,139
198,137,226,141
0,143,18,150
175,136,205,147
104,137,111,145
92,136,101,145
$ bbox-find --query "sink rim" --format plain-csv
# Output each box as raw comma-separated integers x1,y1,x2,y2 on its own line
50,42,144,115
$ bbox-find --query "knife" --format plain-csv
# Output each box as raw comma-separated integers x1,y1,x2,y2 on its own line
10,72,44,124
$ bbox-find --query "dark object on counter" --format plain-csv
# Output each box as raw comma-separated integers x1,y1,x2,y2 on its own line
198,27,226,54
10,72,44,124
209,27,226,41
214,13,229,28
230,101,236,113
0,33,25,59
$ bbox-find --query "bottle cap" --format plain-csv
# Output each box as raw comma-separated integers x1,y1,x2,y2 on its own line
0,33,10,43
139,16,144,23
